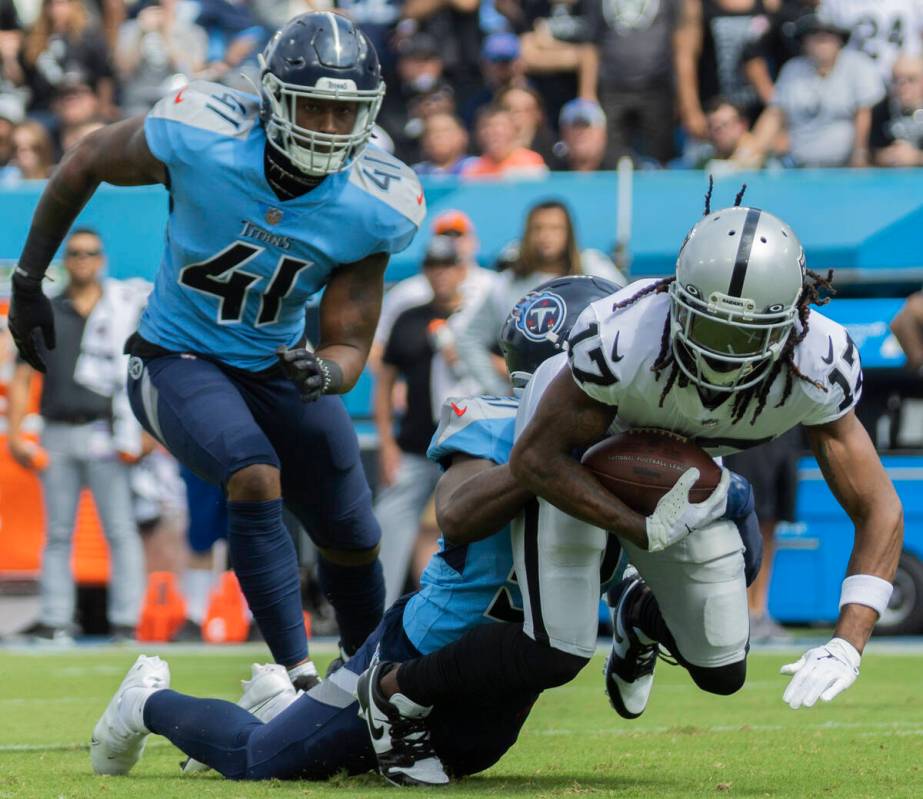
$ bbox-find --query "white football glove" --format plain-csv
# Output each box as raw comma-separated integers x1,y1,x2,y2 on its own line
781,637,860,709
644,467,730,552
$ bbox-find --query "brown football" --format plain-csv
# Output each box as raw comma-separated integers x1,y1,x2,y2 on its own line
580,429,721,516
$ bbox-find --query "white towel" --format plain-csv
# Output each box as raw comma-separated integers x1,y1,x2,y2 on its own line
74,278,152,457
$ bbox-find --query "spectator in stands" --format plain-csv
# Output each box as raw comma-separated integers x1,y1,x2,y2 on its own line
373,235,470,605
509,0,587,129
461,105,547,179
49,76,98,152
872,54,923,167
412,112,477,176
0,91,22,171
372,209,495,367
742,12,884,167
115,0,207,117
675,0,781,141
679,95,756,168
821,0,923,83
5,228,146,643
724,428,801,642
580,0,683,165
457,198,624,395
400,0,482,108
378,31,453,164
548,97,614,171
194,0,265,91
0,0,24,93
20,0,116,119
462,32,524,128
9,119,54,178
496,83,556,162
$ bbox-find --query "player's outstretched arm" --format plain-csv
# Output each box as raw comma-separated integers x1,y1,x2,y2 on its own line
509,367,649,548
313,252,389,394
780,411,903,709
10,117,166,370
435,453,532,545
807,411,903,649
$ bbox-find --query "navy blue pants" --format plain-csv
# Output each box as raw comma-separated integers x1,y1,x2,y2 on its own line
127,351,380,554
144,599,536,780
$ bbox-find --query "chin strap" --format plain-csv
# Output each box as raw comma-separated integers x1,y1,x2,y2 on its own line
263,145,322,200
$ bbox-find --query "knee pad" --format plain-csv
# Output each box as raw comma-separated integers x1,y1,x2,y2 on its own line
687,658,747,696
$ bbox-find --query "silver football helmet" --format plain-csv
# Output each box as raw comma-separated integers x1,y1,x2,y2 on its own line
669,207,805,392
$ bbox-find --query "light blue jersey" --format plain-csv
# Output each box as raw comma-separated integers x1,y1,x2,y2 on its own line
139,82,425,370
402,394,524,655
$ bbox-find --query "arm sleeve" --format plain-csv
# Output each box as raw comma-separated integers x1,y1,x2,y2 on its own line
426,396,517,468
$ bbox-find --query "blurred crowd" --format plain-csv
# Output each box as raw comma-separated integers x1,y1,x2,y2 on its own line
2,0,923,184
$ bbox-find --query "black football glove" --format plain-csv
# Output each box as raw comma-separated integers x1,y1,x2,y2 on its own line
277,347,343,402
9,272,55,372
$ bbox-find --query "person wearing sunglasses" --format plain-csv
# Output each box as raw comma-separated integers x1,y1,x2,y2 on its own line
6,227,146,644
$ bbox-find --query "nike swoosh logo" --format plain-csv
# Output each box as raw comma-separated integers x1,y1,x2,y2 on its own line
174,87,186,104
821,336,834,365
450,402,467,417
416,192,424,205
611,331,624,363
369,717,386,740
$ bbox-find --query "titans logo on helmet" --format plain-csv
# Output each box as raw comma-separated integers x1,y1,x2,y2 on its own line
516,291,567,342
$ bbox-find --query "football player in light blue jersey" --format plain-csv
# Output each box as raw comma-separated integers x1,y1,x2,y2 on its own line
88,277,617,786
8,13,425,688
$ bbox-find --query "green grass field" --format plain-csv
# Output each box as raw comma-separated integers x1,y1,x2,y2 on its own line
1,644,921,799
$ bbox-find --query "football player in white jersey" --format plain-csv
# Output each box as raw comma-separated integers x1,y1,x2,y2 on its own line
510,202,903,715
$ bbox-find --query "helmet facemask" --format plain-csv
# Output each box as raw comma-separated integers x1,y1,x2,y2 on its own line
669,281,799,393
260,61,384,177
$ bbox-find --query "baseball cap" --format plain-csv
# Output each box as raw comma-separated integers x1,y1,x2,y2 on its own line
482,33,520,63
559,98,607,129
397,31,441,60
423,235,460,266
432,209,474,237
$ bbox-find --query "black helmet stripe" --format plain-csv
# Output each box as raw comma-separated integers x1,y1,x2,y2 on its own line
728,208,761,297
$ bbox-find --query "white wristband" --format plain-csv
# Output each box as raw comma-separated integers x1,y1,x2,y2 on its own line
838,574,894,617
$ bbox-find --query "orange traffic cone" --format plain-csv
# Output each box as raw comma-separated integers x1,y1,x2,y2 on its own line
202,571,251,644
136,572,187,642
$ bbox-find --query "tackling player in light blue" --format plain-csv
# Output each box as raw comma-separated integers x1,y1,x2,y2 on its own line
89,277,619,786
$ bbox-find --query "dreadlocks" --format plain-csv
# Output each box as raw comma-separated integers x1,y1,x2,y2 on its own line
609,269,836,424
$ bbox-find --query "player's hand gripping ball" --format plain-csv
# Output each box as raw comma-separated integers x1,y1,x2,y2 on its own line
581,429,729,551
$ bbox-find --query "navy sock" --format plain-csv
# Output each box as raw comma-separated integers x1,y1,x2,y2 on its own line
144,690,261,779
228,498,306,666
316,556,384,655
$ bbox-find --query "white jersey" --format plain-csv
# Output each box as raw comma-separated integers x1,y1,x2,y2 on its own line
555,280,862,457
821,0,923,79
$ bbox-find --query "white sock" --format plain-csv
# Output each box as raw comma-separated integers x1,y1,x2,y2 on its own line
287,661,318,683
181,569,214,625
120,687,154,734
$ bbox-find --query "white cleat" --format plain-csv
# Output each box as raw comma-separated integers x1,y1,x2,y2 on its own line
355,662,449,787
604,568,658,720
182,663,301,774
91,655,170,775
